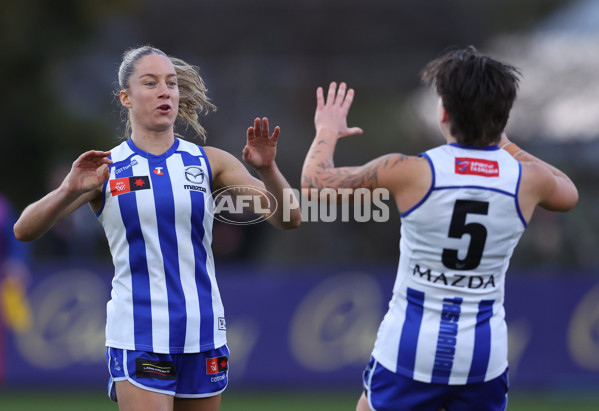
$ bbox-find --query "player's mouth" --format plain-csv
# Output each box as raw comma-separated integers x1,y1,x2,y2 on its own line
157,104,172,113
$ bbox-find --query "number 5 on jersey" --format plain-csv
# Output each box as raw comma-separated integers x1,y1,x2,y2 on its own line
442,200,489,270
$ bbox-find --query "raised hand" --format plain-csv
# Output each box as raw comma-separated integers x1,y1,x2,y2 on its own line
66,150,113,194
242,117,279,170
315,82,363,140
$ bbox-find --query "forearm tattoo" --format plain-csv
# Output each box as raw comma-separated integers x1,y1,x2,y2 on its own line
303,142,406,190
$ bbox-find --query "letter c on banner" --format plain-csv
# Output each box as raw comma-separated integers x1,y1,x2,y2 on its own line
568,282,599,370
289,272,382,371
15,269,107,369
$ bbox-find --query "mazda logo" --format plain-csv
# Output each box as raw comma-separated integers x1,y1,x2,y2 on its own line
185,166,205,184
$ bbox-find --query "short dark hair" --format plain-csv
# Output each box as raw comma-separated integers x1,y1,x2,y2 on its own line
420,46,521,147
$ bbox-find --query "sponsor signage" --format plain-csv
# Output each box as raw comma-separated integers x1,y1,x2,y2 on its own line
2,262,598,391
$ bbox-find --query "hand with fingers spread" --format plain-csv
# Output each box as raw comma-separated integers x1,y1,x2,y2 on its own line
66,150,113,195
243,117,280,170
13,149,112,242
315,81,363,140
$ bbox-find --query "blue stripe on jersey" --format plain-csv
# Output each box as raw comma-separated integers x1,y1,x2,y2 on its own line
514,162,527,227
433,185,515,197
198,146,214,194
149,160,188,351
449,142,500,151
431,297,463,384
98,153,141,218
97,174,110,217
117,173,153,350
467,299,494,383
181,152,215,350
396,288,425,377
400,154,435,218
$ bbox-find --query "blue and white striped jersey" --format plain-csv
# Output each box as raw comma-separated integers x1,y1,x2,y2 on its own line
97,138,226,354
372,143,526,385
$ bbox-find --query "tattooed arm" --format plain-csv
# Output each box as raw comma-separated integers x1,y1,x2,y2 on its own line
301,82,430,209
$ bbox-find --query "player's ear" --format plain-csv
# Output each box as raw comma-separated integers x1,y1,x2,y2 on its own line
441,109,450,123
439,100,450,124
120,90,131,108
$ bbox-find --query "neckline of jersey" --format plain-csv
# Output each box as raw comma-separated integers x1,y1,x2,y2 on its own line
449,142,500,151
126,137,181,160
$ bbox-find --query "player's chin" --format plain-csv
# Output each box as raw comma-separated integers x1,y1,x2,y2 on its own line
150,120,176,133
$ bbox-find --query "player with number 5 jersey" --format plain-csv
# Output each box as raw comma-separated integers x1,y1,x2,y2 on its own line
374,142,523,386
301,46,578,411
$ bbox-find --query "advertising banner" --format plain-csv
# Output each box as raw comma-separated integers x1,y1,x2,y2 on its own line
1,261,598,391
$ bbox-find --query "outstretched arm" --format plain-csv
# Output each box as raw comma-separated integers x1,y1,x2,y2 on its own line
13,150,112,242
301,82,425,206
301,82,366,192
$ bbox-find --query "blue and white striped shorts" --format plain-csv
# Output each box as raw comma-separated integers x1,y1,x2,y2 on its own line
106,344,229,402
362,356,508,411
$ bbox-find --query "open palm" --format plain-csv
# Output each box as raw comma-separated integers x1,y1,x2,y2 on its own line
242,117,279,170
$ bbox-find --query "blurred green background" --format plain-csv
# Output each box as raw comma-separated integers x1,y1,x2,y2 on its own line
1,390,599,411
3,0,598,268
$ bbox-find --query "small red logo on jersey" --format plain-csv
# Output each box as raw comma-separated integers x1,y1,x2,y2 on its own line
110,178,131,195
206,356,228,375
455,158,499,177
110,176,151,196
154,167,164,175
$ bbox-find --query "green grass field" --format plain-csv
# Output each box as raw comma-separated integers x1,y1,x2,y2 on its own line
1,390,598,410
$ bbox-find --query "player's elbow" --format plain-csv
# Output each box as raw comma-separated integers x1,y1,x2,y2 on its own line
281,209,302,230
567,185,579,210
539,182,579,212
271,215,301,231
13,222,37,242
559,185,579,211
283,217,301,230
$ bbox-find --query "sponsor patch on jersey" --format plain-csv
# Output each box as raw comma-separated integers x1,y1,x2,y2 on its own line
206,356,228,375
135,358,177,380
184,184,207,192
110,176,151,196
455,158,499,177
184,166,205,184
114,159,138,175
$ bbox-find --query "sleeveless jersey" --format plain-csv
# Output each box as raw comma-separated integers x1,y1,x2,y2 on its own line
97,138,225,354
371,143,526,385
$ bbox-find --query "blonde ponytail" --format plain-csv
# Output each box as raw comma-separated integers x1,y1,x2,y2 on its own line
171,57,216,144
